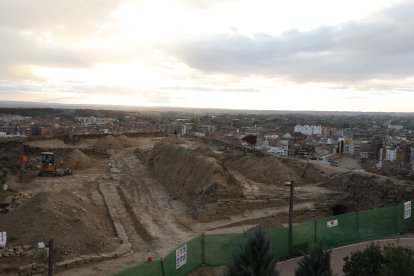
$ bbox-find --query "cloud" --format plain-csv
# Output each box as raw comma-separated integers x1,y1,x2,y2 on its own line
169,1,414,83
0,26,91,79
0,0,131,79
0,0,127,37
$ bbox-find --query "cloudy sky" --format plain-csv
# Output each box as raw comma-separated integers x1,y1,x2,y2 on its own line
1,0,413,111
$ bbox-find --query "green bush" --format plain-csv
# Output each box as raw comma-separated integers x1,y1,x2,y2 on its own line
343,243,414,276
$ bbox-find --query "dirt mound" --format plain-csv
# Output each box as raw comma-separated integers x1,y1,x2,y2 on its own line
25,139,70,149
195,146,219,158
118,135,135,148
161,137,185,144
0,190,118,260
68,149,93,170
321,171,414,209
94,135,124,150
0,141,24,173
94,135,137,150
224,154,301,185
150,141,242,214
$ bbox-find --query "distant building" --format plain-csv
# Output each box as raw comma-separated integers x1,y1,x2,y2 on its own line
75,116,119,127
385,147,397,161
294,125,322,136
411,146,414,172
0,114,32,122
323,127,343,138
388,125,403,131
268,146,288,156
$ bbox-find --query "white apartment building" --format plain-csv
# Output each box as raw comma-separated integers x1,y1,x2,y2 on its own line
385,147,397,161
74,116,119,127
294,125,322,136
388,125,403,130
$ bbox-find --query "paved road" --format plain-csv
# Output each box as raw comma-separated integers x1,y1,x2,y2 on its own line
277,236,414,276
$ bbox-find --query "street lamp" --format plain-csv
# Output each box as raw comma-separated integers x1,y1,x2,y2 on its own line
284,181,294,257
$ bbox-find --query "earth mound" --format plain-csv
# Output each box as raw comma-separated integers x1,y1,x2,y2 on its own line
94,135,137,150
224,154,301,185
150,141,242,214
68,149,93,170
117,135,135,148
94,135,124,150
0,190,118,260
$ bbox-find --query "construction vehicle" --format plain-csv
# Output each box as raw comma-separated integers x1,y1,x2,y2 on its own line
38,152,80,176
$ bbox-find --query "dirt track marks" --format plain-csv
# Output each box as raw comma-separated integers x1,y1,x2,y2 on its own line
110,148,197,256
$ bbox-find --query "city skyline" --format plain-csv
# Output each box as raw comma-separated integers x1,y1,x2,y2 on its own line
1,0,413,112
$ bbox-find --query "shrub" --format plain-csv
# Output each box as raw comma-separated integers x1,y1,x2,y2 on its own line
224,228,279,276
295,242,332,276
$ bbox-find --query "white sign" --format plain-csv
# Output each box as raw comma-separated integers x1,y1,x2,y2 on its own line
176,244,187,269
327,219,338,228
404,201,411,220
0,232,6,247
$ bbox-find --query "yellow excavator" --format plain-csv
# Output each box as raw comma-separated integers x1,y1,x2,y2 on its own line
38,152,80,176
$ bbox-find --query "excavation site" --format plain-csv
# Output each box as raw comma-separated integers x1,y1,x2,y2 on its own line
1,135,413,275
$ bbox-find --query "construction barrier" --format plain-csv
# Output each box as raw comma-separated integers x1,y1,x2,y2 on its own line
115,200,414,276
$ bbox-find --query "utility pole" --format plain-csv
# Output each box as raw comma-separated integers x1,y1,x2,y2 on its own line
284,181,294,257
48,239,53,276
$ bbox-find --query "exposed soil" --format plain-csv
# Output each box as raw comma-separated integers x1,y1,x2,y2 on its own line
1,190,118,261
68,149,93,170
0,135,413,276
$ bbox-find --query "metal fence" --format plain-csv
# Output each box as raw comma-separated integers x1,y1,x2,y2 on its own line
115,200,414,276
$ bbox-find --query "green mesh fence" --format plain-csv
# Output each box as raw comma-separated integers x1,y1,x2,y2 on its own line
268,227,289,259
115,260,163,276
359,205,398,241
162,235,203,276
316,212,359,248
204,233,246,266
292,220,316,255
115,200,414,275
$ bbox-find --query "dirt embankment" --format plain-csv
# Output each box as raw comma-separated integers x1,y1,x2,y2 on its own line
149,141,243,216
0,190,119,261
68,149,93,170
93,135,136,151
279,156,414,209
223,153,302,186
322,172,414,209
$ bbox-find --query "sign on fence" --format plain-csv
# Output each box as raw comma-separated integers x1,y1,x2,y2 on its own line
327,219,338,228
176,243,187,269
0,232,6,247
404,201,411,219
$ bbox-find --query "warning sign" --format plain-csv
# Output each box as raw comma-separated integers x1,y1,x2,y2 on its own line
176,244,187,269
404,201,411,220
327,219,338,228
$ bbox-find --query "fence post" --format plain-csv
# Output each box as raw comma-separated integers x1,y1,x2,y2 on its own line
160,257,166,276
201,233,205,264
356,211,360,242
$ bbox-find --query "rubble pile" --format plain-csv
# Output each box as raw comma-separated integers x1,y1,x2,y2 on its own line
0,192,32,213
0,245,32,258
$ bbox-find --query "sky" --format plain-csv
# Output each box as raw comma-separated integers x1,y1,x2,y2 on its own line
1,0,414,112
